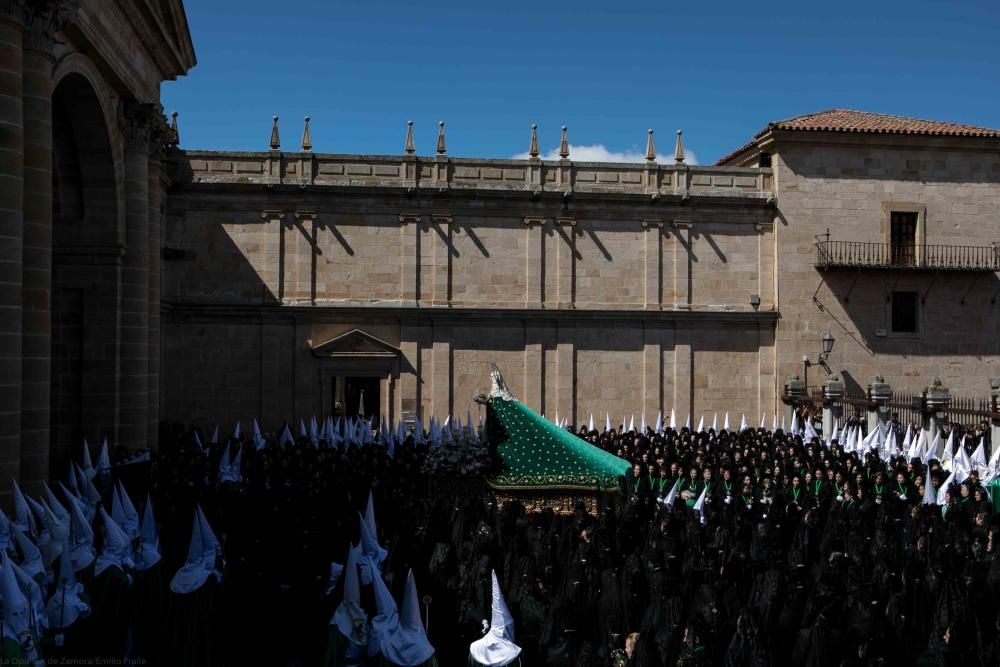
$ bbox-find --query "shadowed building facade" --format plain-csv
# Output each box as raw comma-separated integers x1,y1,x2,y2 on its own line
0,0,195,492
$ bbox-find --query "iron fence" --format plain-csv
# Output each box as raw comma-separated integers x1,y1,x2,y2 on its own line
815,240,1000,271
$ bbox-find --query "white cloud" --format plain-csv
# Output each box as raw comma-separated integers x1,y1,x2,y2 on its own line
512,143,698,165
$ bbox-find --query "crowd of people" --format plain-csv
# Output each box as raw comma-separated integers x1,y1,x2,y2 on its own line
1,406,999,666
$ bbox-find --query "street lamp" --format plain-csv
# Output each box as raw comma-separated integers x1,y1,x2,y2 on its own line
803,332,836,391
820,332,835,362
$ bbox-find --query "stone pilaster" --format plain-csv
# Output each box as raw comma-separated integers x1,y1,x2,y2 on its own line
642,322,662,421
555,323,574,426
432,215,452,305
523,216,546,306
398,213,420,303
0,4,25,489
672,220,692,308
523,323,543,411
431,325,451,418
554,217,575,307
642,219,664,309
146,153,165,450
119,102,154,451
673,324,693,420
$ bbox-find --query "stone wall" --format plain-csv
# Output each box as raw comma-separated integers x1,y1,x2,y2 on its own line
162,153,778,430
774,138,1000,398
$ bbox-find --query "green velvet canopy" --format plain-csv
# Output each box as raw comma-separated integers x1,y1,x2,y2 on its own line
485,366,630,494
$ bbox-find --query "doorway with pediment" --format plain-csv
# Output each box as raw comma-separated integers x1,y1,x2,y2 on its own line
312,328,401,425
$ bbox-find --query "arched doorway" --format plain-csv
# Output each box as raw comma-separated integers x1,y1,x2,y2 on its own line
50,72,121,477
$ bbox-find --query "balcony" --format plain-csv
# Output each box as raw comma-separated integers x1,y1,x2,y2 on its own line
815,240,1000,272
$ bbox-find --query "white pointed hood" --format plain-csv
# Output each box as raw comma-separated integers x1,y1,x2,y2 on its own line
169,505,222,594
669,409,676,431
654,411,662,435
804,419,819,442
11,558,47,632
94,507,134,577
711,413,718,433
210,424,219,444
922,467,936,505
0,507,10,553
790,411,799,435
605,413,612,433
368,568,399,657
382,570,436,666
11,480,36,536
193,429,204,453
693,484,709,525
697,415,705,433
469,570,521,666
937,471,956,505
81,439,95,479
739,414,748,433
661,478,681,507
136,494,161,571
46,548,89,630
358,512,388,583
65,491,95,572
331,544,367,645
96,437,111,472
113,481,141,540
11,526,45,583
2,552,42,662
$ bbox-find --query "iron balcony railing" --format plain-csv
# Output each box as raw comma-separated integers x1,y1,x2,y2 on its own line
815,241,1000,271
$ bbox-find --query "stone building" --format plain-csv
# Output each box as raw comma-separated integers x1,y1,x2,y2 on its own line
162,111,999,447
0,0,195,490
2,2,999,490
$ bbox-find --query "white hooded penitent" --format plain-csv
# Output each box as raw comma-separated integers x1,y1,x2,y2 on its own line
469,570,521,667
169,505,222,594
382,570,435,666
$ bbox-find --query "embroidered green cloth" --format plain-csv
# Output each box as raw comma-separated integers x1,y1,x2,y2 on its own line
487,394,629,492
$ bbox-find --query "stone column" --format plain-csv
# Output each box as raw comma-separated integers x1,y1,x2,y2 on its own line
147,153,164,450
119,102,153,451
19,11,57,483
868,376,892,434
821,374,844,438
922,377,950,444
0,6,25,489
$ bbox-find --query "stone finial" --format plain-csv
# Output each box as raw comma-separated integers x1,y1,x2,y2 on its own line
436,121,446,155
674,129,684,164
169,111,179,147
559,126,569,159
529,123,539,158
269,115,280,150
405,120,415,155
645,129,656,163
301,116,312,152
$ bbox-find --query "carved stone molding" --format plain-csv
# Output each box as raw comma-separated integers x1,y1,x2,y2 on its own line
398,212,421,225
21,0,79,53
555,217,576,227
641,219,664,229
260,209,286,220
522,216,546,227
293,210,317,221
122,101,158,152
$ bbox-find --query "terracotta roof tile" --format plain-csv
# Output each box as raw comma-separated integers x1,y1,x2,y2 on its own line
717,109,1000,165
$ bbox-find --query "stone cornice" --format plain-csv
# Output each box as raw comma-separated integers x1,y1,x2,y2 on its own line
173,151,774,206
161,301,781,325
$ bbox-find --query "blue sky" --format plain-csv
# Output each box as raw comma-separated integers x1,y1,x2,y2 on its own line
163,0,1000,164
